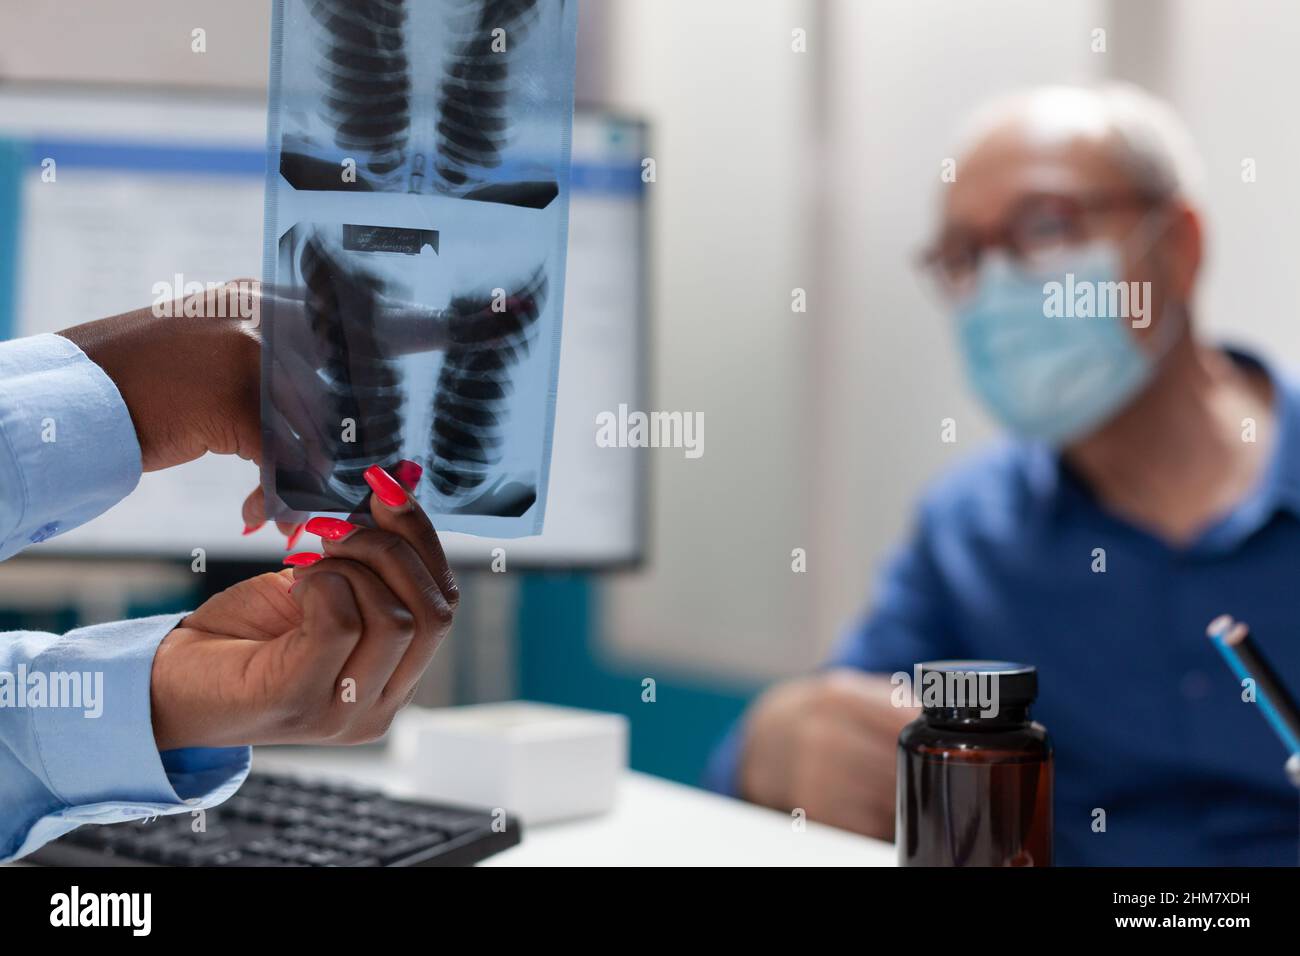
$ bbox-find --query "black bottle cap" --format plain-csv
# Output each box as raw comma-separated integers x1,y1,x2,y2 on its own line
916,660,1038,709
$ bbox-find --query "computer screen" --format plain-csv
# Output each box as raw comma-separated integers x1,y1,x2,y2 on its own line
0,85,646,569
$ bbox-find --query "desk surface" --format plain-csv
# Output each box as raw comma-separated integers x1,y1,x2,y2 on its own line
256,747,895,867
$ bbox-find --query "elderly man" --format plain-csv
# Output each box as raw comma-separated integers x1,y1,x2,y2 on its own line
706,84,1299,866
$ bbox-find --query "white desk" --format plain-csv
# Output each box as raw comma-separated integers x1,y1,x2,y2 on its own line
255,747,895,867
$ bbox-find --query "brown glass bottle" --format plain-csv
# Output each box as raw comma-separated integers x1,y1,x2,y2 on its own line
897,661,1052,867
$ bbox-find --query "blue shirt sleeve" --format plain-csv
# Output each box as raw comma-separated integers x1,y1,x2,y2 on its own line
702,506,963,797
0,333,250,860
0,333,143,559
0,613,251,862
701,720,749,797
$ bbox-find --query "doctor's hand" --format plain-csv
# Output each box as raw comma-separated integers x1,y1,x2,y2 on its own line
738,670,916,839
58,280,262,474
149,465,458,750
59,279,330,544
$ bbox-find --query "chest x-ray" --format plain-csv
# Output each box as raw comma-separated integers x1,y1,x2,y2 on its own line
260,0,578,536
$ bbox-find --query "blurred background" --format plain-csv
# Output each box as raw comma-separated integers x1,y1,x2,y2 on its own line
1,0,1298,786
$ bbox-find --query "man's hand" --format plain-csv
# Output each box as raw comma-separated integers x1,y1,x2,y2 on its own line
738,669,916,839
149,464,457,750
58,280,261,473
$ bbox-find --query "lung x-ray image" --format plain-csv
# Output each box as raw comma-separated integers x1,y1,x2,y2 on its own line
279,0,568,208
260,0,578,536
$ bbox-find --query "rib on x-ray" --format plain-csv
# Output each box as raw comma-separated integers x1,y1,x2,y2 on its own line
260,0,577,536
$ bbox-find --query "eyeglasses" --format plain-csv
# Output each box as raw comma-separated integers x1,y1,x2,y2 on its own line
918,190,1167,300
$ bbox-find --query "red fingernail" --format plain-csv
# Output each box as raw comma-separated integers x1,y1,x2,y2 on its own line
242,522,264,536
284,552,322,567
305,516,357,542
392,459,424,491
364,465,409,508
285,523,305,550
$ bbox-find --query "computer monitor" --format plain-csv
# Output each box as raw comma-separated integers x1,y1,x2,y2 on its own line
0,84,647,570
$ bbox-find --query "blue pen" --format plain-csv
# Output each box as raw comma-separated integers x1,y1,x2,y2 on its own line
1206,614,1300,758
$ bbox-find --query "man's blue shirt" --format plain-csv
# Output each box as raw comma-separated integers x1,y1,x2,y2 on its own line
707,349,1300,866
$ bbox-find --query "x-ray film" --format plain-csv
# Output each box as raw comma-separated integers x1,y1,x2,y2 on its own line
259,0,579,536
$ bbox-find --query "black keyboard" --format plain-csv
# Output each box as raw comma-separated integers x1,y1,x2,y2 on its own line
27,771,521,867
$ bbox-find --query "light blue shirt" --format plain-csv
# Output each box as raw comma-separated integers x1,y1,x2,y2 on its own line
0,333,249,862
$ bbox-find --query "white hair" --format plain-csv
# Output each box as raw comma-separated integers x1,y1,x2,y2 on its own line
955,83,1206,203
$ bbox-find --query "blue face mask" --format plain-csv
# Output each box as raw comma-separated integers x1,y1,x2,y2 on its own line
954,240,1167,446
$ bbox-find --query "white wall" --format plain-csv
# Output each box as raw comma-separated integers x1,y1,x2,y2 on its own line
0,1,270,90
1147,0,1300,365
598,0,820,678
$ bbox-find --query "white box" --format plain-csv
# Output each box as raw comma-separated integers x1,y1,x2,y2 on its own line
392,701,628,824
